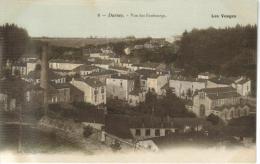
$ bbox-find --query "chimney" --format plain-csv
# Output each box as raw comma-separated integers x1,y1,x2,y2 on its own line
40,43,49,106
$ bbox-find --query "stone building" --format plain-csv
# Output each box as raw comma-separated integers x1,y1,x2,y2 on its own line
70,78,106,105
106,74,134,100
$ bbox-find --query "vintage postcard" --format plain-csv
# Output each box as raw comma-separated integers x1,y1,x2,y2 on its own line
0,0,257,163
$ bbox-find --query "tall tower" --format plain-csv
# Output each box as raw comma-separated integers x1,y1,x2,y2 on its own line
40,43,49,107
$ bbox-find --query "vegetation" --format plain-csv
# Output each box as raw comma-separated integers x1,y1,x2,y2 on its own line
83,125,93,138
132,45,177,63
47,102,105,123
137,89,195,118
50,46,82,60
0,23,29,62
175,25,257,95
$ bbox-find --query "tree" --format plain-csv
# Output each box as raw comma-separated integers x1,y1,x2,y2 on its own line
144,89,157,114
83,126,93,138
207,114,221,125
133,77,141,91
186,88,192,98
1,23,29,63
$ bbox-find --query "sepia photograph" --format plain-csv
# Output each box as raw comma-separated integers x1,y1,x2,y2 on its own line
0,0,257,163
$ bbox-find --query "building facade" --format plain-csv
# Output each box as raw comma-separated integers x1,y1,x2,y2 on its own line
169,77,206,99
192,87,249,120
106,74,134,100
49,59,83,71
70,78,106,105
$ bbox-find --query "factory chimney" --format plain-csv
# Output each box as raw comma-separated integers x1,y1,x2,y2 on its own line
40,43,49,108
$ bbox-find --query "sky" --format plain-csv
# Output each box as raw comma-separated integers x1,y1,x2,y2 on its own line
0,0,258,38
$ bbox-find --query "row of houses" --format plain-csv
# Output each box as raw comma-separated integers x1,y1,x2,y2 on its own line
7,46,254,123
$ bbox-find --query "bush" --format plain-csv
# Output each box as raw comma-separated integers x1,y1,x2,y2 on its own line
83,125,93,138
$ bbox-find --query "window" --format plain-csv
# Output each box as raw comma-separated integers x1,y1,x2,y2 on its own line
94,95,97,102
155,129,160,136
135,129,141,136
145,129,150,136
102,95,104,100
94,89,98,95
120,81,123,87
199,104,206,117
101,87,105,93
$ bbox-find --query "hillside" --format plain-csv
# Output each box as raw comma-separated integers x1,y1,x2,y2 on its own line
175,24,257,95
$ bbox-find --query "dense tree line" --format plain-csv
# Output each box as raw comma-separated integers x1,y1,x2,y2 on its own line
175,24,257,95
0,23,29,63
176,25,256,76
132,45,177,63
137,89,195,118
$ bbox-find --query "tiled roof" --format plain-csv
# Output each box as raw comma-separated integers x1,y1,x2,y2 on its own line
110,74,133,80
133,62,161,68
93,59,113,65
12,62,26,67
49,82,71,89
49,59,84,64
74,78,105,87
235,78,250,85
129,116,209,128
27,59,39,63
84,78,105,87
209,77,234,85
73,65,99,72
135,69,156,76
87,70,117,76
201,87,235,93
207,91,240,100
171,75,207,83
200,87,240,100
135,69,161,79
26,69,63,80
109,66,129,71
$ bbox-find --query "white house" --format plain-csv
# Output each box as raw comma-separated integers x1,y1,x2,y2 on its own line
26,59,41,75
106,74,134,100
169,76,206,99
128,89,146,106
12,63,27,76
49,59,84,71
197,72,216,80
231,77,251,96
73,65,100,77
70,78,106,105
24,69,66,85
92,59,113,70
147,74,169,95
124,47,131,55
